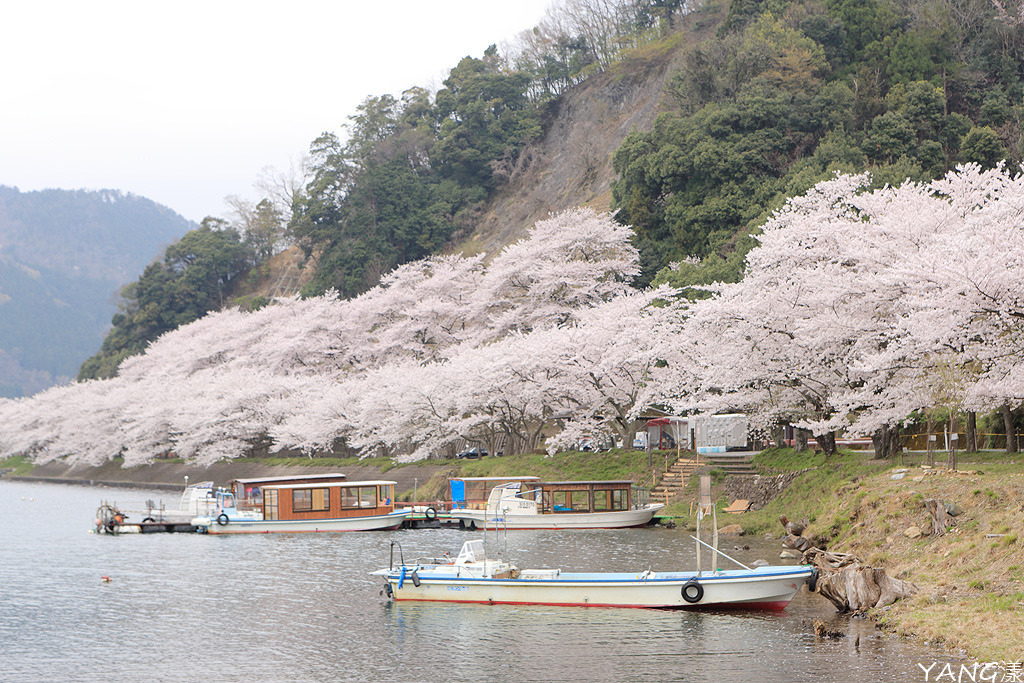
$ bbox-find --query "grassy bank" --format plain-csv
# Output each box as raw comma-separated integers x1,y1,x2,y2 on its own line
660,448,1023,661
391,448,676,500
0,455,34,476
826,456,1024,661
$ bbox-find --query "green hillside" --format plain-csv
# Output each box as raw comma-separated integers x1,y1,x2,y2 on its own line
281,0,1022,293
614,0,1023,286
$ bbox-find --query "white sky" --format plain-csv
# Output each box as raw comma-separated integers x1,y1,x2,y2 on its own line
0,1,553,223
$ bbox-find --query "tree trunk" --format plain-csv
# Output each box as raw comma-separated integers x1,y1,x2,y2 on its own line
948,413,958,471
925,416,935,466
965,411,977,453
871,424,902,459
816,431,837,457
794,428,810,452
1002,403,1019,454
770,424,786,449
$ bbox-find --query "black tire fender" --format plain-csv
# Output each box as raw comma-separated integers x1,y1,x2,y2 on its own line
142,517,155,523
411,570,421,587
807,567,819,593
216,513,230,526
682,578,704,604
424,507,437,521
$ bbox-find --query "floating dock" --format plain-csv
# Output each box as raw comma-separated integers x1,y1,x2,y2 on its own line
94,501,197,534
398,505,461,529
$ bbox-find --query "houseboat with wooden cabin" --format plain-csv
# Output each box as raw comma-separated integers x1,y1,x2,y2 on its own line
191,475,409,534
448,479,663,530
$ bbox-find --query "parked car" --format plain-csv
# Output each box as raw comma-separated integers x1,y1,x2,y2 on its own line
455,446,487,459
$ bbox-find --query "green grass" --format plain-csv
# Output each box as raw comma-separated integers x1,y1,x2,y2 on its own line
660,448,896,535
452,448,673,485
229,449,676,492
0,455,34,476
978,591,1024,612
892,449,1024,475
2,448,676,489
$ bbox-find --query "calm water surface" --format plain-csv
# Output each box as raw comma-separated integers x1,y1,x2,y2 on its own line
0,480,959,682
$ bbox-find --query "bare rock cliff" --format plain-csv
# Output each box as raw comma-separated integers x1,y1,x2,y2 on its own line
467,44,686,256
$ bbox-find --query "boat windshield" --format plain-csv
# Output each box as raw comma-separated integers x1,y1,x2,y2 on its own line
217,490,237,510
456,540,485,564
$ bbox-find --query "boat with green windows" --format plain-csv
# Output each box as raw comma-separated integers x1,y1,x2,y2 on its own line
448,478,663,530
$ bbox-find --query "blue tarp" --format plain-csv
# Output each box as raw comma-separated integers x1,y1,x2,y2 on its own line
450,480,466,509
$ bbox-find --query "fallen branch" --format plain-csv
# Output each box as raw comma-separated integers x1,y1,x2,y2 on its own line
802,546,858,569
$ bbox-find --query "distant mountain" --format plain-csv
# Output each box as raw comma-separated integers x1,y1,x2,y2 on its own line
0,186,195,396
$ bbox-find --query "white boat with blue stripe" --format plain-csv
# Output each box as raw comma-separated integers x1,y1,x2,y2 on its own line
373,539,816,610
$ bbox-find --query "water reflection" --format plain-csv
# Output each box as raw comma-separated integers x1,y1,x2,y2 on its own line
0,480,960,683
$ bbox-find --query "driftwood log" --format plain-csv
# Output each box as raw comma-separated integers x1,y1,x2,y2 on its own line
782,520,917,613
783,533,813,553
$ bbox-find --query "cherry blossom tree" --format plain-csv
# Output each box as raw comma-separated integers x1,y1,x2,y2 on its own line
6,168,1023,468
650,164,1024,457
0,207,644,466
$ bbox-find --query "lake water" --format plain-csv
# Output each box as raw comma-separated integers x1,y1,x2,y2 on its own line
0,480,960,682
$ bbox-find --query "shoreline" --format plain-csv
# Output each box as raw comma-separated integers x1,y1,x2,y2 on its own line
2,457,449,497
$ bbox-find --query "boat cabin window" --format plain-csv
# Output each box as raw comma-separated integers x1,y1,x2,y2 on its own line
464,480,502,504
594,488,628,511
379,484,394,505
293,487,330,512
341,486,378,509
549,490,591,512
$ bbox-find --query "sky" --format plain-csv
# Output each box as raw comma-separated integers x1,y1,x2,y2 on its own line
1,0,553,223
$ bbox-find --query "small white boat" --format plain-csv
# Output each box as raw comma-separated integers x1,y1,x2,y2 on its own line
94,480,221,534
448,480,664,530
191,477,409,534
372,539,815,610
